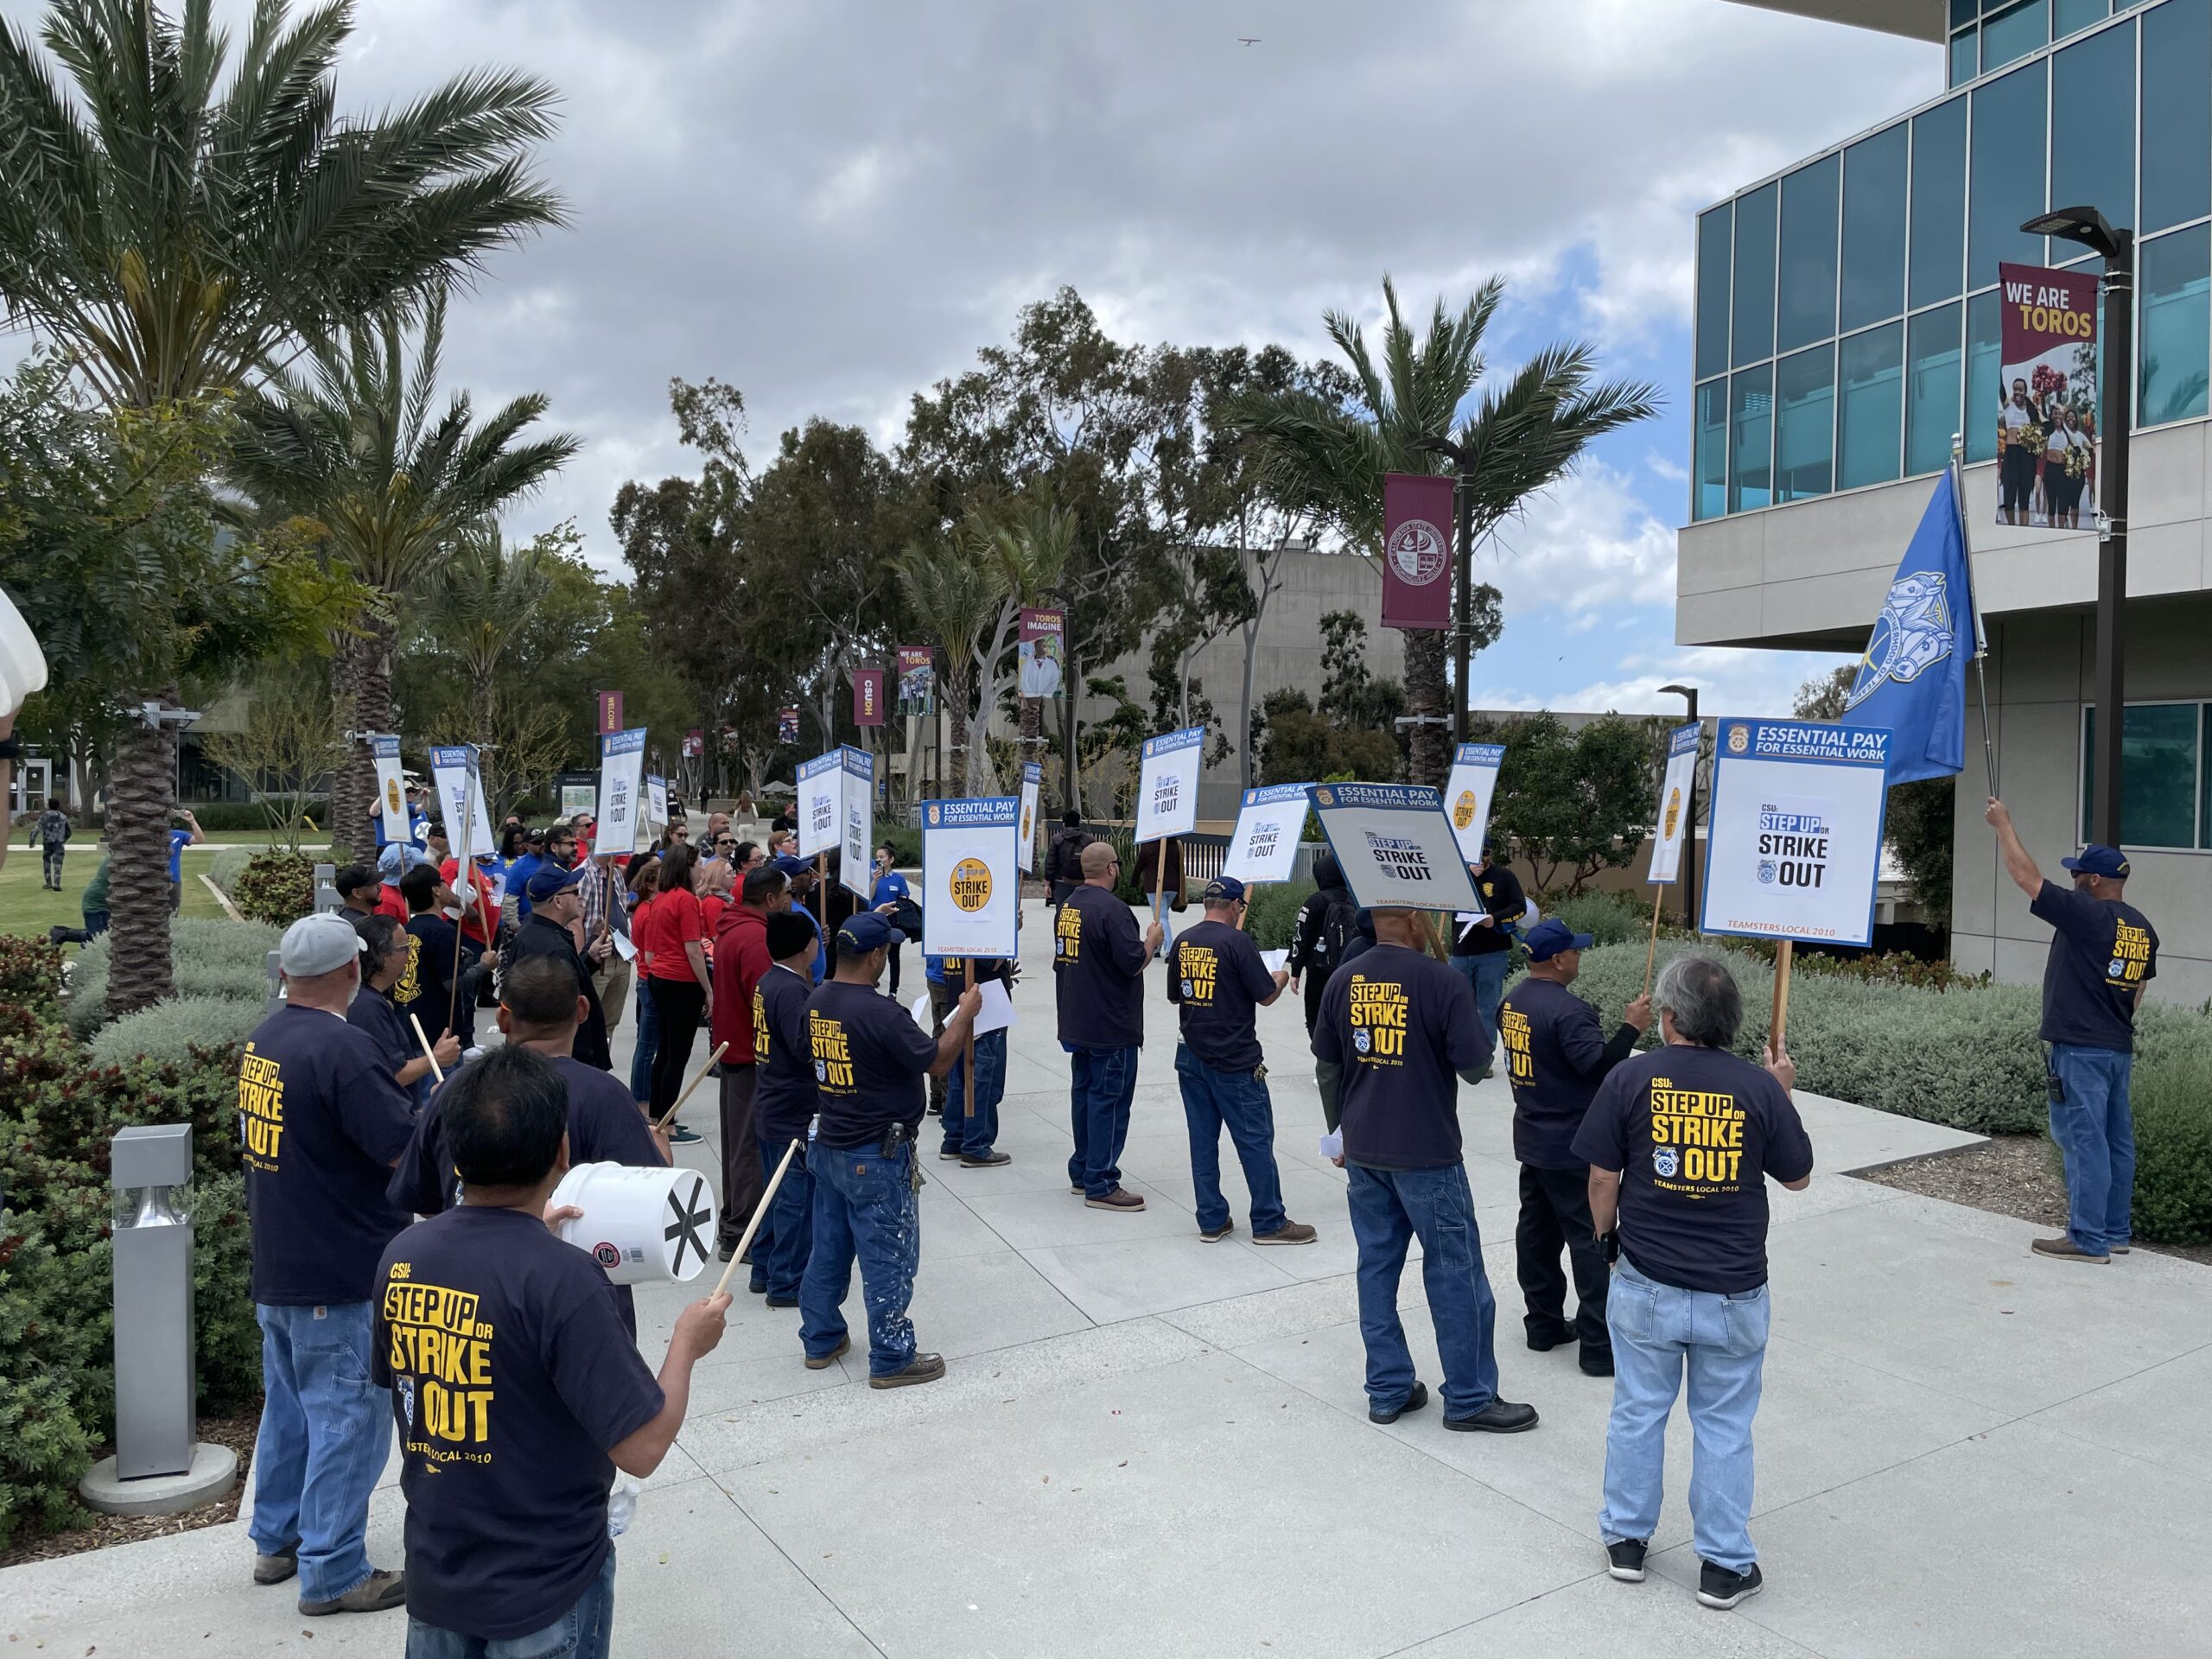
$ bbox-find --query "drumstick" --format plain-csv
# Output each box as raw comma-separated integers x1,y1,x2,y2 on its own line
409,1012,447,1084
711,1138,804,1298
652,1040,728,1130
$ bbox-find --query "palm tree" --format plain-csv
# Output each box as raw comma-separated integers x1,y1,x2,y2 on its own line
1225,276,1659,785
964,491,1071,792
228,291,579,853
429,521,556,745
897,535,1007,793
0,0,563,1013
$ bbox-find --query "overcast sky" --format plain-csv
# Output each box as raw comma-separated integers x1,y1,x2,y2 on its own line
9,0,1936,717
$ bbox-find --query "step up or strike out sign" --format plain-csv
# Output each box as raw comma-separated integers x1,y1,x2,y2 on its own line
1699,720,1891,948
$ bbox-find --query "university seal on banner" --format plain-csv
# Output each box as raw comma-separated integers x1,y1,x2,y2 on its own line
1385,516,1448,588
1846,571,1955,711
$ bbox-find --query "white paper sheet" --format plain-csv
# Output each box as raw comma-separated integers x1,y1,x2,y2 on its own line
909,989,934,1033
972,977,1016,1036
1260,949,1289,974
611,931,637,963
1318,1128,1344,1160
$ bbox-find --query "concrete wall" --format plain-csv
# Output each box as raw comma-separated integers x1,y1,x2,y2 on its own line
1947,595,2212,1007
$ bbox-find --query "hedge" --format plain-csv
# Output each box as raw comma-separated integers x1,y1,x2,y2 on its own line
207,845,257,895
63,918,281,1039
90,994,267,1069
1246,880,1314,950
2128,1049,2212,1246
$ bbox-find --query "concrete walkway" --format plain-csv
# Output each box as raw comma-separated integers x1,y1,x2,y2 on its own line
9,898,2208,1656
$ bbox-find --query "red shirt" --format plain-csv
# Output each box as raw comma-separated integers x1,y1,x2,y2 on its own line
440,857,498,944
699,893,727,962
376,886,409,925
645,887,704,983
630,893,658,974
711,905,773,1061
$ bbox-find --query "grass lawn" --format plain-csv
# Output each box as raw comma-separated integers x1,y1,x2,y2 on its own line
1,843,233,936
27,829,315,847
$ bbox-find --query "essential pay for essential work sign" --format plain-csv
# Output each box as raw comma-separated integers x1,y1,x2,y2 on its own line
596,728,647,855
1647,721,1700,887
1018,760,1042,874
1441,742,1505,865
1310,782,1481,914
839,746,874,897
429,746,496,861
798,750,841,859
1699,720,1891,948
1221,783,1311,885
1135,725,1205,844
920,797,1020,959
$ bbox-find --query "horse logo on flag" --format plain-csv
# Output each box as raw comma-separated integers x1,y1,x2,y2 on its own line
1846,571,1955,712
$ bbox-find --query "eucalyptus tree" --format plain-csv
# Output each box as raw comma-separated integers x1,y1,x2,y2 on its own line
895,531,1007,792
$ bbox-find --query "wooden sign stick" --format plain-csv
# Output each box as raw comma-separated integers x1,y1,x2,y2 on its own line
1770,938,1795,1054
1641,887,1666,997
712,1137,803,1298
409,1012,447,1085
653,1040,729,1131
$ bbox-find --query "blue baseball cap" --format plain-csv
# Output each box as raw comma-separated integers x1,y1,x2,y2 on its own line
1201,876,1247,905
2061,843,2129,879
1524,918,1594,962
524,863,588,902
836,911,904,953
772,854,810,879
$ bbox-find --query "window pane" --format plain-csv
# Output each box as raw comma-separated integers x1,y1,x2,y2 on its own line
2050,22,2134,232
1696,206,1733,382
1775,346,1835,502
1694,379,1729,522
1840,126,1908,331
1838,324,1905,489
1953,0,1978,25
2083,704,2202,847
2051,0,2107,39
2141,0,2211,232
1908,302,1966,474
1950,29,1979,86
1729,365,1774,512
1967,289,2004,461
1980,0,2049,71
1970,65,2047,292
1778,157,1840,352
1733,182,1778,366
2139,226,2211,426
1910,99,1968,307
2202,704,2211,850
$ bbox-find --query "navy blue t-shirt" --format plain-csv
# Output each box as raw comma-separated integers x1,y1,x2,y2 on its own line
1166,918,1277,1072
1572,1044,1815,1295
401,911,464,1044
238,1004,417,1305
347,982,415,1080
2030,880,2158,1052
1499,976,1638,1168
1054,885,1149,1049
808,978,940,1149
1311,944,1492,1171
373,1206,663,1642
752,963,819,1147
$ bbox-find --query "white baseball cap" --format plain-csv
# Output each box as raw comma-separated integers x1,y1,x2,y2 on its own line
280,912,367,976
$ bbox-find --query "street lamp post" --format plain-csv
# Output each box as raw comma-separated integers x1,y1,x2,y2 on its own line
1661,683,1700,925
1410,435,1478,747
2023,205,2133,845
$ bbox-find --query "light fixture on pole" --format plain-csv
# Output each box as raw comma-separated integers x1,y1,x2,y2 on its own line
2022,204,2132,846
1660,683,1701,925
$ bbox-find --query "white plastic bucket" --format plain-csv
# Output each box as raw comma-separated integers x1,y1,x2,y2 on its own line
550,1161,718,1285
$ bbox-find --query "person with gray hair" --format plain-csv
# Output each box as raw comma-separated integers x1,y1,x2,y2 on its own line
1571,952,1813,1613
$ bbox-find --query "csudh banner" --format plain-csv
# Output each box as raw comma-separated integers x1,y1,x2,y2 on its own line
853,668,886,728
896,645,936,716
1995,261,2099,531
1382,472,1453,631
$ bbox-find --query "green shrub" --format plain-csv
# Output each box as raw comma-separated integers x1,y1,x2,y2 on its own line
62,919,278,1039
207,845,257,895
1539,888,1651,948
1245,880,1314,950
90,995,265,1069
62,936,111,1038
228,849,315,926
0,935,64,1017
2128,1048,2212,1246
872,821,921,867
181,798,327,833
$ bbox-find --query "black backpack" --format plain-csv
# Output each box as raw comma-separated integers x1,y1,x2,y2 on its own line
1050,829,1091,883
1313,888,1357,967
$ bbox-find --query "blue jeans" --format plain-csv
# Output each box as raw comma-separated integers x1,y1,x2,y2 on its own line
751,1128,815,1300
2047,1043,2136,1255
1174,1046,1286,1236
1451,950,1510,1050
800,1140,921,1376
627,979,659,1103
1600,1256,1770,1573
405,1547,615,1658
1065,1044,1139,1198
1344,1163,1499,1419
941,1029,1007,1157
249,1301,391,1604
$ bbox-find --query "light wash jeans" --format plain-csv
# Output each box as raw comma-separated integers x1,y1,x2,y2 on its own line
1344,1162,1499,1419
404,1547,615,1658
1599,1255,1770,1573
249,1300,391,1604
799,1140,921,1376
2047,1042,2135,1255
1450,950,1510,1050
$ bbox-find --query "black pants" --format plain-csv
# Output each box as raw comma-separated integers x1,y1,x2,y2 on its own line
41,843,63,887
648,977,708,1119
926,981,954,1112
1999,444,2037,513
887,943,903,995
1516,1163,1611,1356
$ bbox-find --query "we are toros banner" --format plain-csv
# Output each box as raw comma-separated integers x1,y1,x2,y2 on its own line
797,751,841,859
1441,742,1505,865
1135,725,1205,844
1309,781,1480,913
1648,721,1701,887
595,728,647,855
1382,472,1453,631
428,745,495,861
1699,720,1891,948
1221,783,1312,885
839,746,874,897
896,646,936,716
1995,261,2099,531
920,797,1020,959
1018,760,1042,874
371,734,407,844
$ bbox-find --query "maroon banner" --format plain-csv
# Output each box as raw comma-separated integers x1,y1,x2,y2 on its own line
1382,473,1453,631
1996,261,2100,531
682,728,703,758
594,690,625,736
852,669,886,727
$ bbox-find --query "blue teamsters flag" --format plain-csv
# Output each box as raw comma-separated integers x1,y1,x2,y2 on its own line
1842,465,1984,785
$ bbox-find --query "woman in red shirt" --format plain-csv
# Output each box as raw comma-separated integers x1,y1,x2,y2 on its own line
626,855,664,1107
643,842,712,1122
697,858,734,963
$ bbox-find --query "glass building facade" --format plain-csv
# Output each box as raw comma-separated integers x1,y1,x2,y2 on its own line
1693,0,2212,522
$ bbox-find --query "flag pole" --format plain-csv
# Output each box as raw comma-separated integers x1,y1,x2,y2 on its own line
1951,436,1999,796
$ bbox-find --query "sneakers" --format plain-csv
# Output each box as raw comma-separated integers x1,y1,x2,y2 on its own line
668,1124,704,1145
2031,1236,2111,1264
1605,1539,1648,1582
1084,1187,1146,1211
1370,1380,1428,1425
938,1147,964,1160
765,1295,798,1310
299,1567,406,1616
1198,1221,1234,1243
1580,1349,1615,1378
1525,1325,1579,1352
252,1550,297,1586
1443,1398,1539,1433
960,1151,1012,1168
1697,1560,1764,1610
1069,1182,1084,1195
868,1351,946,1389
804,1336,851,1370
1253,1221,1318,1246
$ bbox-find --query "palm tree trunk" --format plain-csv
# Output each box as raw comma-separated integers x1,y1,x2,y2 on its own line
330,613,397,861
1404,628,1449,787
105,702,178,1015
473,662,496,747
946,670,972,793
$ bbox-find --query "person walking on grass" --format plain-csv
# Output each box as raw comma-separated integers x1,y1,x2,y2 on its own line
1053,840,1164,1211
33,795,68,890
1576,953,1811,1612
1985,799,2158,1263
